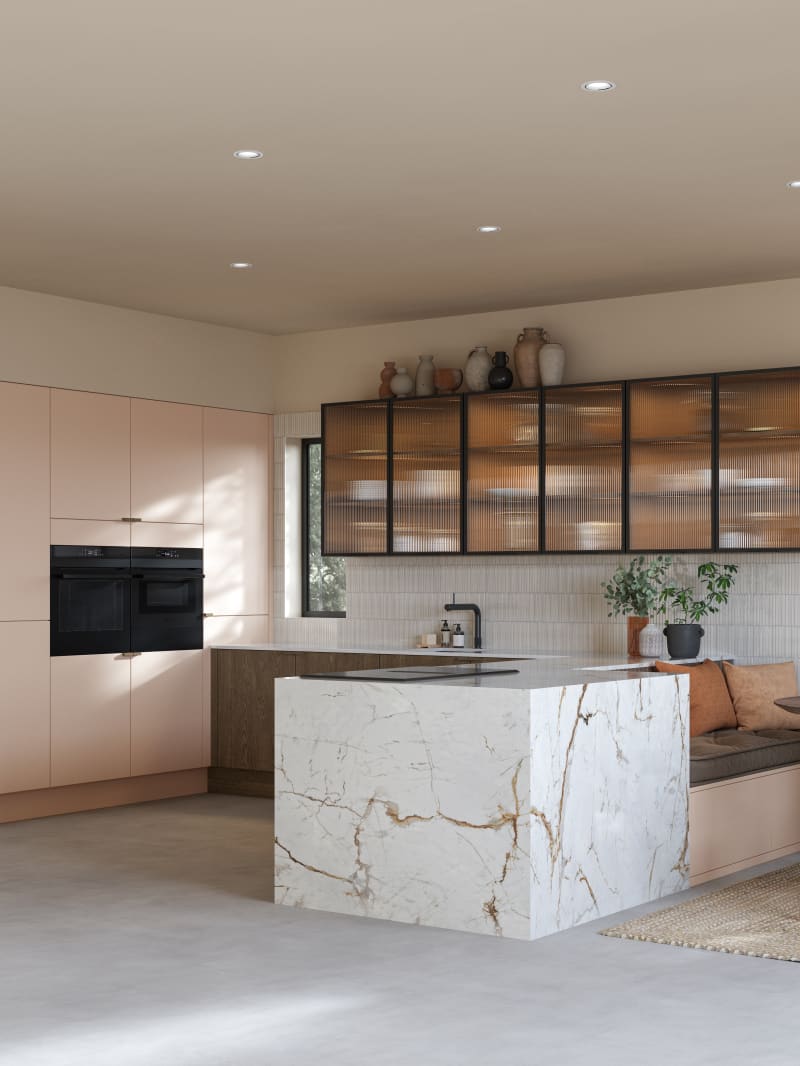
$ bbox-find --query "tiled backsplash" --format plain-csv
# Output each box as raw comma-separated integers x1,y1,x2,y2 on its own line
273,414,800,668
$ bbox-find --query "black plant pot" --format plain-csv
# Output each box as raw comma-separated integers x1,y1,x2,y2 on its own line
663,623,705,660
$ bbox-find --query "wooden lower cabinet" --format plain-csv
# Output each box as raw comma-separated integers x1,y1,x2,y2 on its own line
0,622,51,794
131,650,203,776
51,654,131,787
210,649,509,797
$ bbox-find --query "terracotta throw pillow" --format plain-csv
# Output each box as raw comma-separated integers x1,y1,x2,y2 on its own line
654,659,737,737
721,661,800,731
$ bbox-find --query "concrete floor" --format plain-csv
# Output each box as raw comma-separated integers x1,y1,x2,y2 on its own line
1,795,798,1066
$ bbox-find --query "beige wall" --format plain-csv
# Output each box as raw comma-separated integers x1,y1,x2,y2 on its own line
0,285,274,412
272,278,800,411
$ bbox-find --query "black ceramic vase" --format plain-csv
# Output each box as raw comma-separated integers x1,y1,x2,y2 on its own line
488,351,513,390
663,623,704,660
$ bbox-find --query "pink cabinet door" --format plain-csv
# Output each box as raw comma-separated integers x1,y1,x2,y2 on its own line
0,383,50,620
51,655,131,786
0,622,50,794
131,399,203,524
51,390,131,521
131,650,203,776
203,408,272,616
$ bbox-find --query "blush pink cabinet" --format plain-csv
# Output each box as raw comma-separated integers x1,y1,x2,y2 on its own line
0,383,50,620
51,390,131,522
0,622,50,794
51,654,131,787
131,399,203,525
131,650,203,776
203,408,272,617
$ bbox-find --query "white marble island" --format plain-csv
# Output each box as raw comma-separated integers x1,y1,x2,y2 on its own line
274,659,689,940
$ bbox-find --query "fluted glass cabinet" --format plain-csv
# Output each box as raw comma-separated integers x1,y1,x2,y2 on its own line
544,383,624,552
628,376,714,551
391,396,462,553
719,369,800,549
321,401,389,555
465,391,539,552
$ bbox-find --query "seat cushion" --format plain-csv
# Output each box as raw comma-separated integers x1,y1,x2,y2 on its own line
654,659,737,737
721,661,800,731
690,728,800,785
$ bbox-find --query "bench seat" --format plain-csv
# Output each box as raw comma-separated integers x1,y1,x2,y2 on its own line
691,728,800,785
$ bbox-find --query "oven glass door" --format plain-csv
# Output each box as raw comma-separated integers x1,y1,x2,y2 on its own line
51,572,132,656
131,571,203,652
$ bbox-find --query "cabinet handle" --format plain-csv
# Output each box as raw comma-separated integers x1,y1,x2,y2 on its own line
119,651,142,658
203,613,215,618
120,517,143,523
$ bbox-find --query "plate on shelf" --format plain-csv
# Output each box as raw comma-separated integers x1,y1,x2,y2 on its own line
350,480,387,500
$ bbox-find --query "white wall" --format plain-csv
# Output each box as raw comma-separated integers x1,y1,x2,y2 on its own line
272,277,800,412
0,285,274,411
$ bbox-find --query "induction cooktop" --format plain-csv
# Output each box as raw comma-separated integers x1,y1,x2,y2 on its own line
299,665,520,683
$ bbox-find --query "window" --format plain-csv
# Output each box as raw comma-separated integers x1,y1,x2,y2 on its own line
302,439,346,616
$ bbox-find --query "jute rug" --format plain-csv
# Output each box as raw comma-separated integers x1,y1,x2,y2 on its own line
601,863,800,962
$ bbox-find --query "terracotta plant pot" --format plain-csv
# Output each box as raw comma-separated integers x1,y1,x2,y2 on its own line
627,616,648,658
433,368,463,394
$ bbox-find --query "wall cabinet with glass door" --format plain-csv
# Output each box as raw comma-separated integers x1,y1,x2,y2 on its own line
465,391,539,553
391,396,462,554
627,376,714,551
321,401,389,555
543,383,624,552
718,369,800,549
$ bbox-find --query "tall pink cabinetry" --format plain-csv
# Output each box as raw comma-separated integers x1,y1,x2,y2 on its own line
0,383,51,795
1,384,271,816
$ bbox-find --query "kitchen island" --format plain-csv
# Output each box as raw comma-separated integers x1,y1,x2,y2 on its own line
274,658,689,940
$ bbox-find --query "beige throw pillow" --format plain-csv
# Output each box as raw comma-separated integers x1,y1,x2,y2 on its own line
721,661,800,731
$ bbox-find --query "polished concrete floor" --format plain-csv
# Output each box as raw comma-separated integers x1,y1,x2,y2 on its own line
1,794,798,1066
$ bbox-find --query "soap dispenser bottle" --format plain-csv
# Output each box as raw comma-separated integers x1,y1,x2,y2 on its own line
452,623,465,649
440,619,451,648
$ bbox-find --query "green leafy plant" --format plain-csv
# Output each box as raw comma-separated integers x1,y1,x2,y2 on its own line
603,555,672,619
658,562,738,624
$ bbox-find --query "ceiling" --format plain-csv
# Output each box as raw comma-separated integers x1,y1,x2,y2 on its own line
2,0,800,335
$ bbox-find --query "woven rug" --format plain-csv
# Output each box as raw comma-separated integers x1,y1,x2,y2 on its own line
601,863,800,963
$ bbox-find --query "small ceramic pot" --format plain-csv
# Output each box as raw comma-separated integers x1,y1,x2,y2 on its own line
390,367,414,396
539,340,566,386
433,368,463,394
488,351,513,390
379,361,396,398
638,622,664,658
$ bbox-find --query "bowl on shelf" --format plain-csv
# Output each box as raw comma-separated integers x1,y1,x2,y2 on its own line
433,368,463,395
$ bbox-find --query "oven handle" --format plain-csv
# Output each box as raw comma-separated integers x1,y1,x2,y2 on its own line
131,570,204,580
55,571,132,580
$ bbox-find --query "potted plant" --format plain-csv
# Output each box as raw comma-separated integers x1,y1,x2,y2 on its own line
658,561,738,659
603,555,672,656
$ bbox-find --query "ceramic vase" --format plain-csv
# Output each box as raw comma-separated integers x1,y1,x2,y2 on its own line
415,355,435,397
379,361,396,398
638,622,664,658
513,328,547,388
627,616,648,658
390,367,414,397
488,351,513,390
464,345,492,391
539,340,566,386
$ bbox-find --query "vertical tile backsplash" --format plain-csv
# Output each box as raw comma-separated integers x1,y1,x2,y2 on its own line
273,414,800,668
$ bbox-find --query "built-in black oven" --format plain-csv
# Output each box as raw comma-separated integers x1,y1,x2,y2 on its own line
50,546,204,656
50,545,132,656
130,547,204,653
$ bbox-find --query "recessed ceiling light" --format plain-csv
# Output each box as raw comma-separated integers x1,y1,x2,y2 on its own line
233,150,263,159
229,262,254,269
787,180,800,189
582,80,616,92
477,225,501,233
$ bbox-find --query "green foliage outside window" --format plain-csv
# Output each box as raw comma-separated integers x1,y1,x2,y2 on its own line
304,441,346,615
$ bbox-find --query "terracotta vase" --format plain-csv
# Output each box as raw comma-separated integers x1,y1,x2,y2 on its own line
433,368,463,394
627,616,648,658
379,361,396,398
513,328,547,388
